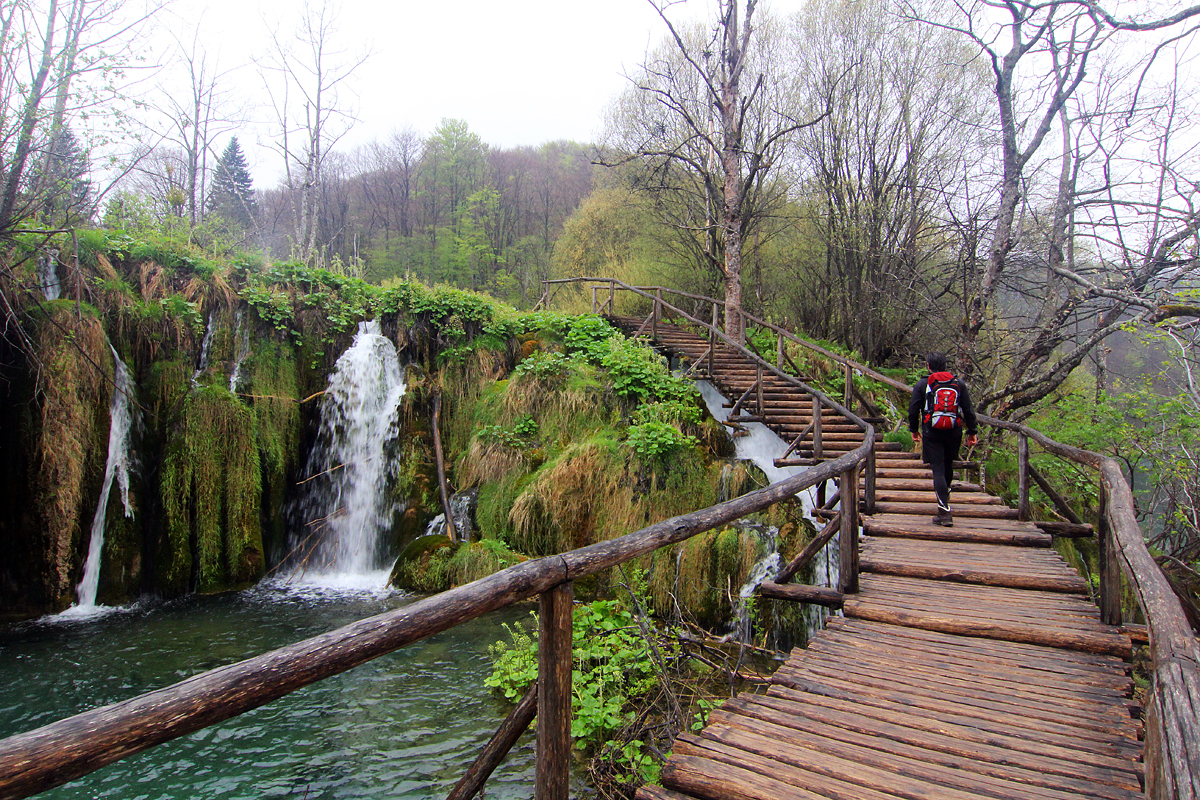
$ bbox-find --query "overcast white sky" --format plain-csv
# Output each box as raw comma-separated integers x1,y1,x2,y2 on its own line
164,0,805,185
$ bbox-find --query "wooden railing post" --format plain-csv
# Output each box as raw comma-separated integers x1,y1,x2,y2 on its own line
812,396,823,460
839,464,860,593
708,326,716,376
536,582,574,800
1097,485,1122,626
777,333,783,369
756,363,764,416
608,281,615,315
843,362,853,410
1017,433,1031,521
865,445,876,515
652,293,660,339
591,286,597,314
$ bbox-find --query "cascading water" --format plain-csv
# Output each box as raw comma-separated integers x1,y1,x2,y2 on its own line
72,346,137,611
695,379,838,639
292,320,406,582
38,249,60,301
191,313,215,386
423,489,477,542
228,308,250,393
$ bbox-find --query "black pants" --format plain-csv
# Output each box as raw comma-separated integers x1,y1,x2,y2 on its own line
922,426,962,509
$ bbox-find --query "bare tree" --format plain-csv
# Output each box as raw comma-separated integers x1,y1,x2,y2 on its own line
608,0,827,338
907,0,1200,417
260,0,369,264
785,0,990,365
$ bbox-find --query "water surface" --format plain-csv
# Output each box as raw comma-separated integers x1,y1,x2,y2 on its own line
0,581,546,799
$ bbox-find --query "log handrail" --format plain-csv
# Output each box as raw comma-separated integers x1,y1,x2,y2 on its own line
0,432,872,800
556,276,1200,799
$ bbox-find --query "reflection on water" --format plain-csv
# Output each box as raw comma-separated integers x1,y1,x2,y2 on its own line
0,582,546,799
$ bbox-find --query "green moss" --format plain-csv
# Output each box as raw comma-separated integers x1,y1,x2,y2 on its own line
158,385,263,594
32,308,110,607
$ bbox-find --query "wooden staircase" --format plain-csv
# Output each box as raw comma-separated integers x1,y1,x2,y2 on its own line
612,317,900,461
620,316,1144,800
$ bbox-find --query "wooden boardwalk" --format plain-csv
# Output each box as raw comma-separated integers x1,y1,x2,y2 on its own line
618,319,1144,800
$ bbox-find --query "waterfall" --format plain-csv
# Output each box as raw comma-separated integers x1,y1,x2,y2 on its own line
191,314,214,386
423,490,477,542
38,250,61,301
228,308,250,393
695,379,838,638
74,346,136,609
294,320,406,580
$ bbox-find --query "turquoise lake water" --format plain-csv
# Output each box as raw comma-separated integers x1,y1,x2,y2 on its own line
0,579,552,799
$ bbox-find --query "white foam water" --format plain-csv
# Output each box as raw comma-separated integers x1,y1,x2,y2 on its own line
74,345,137,609
294,320,407,580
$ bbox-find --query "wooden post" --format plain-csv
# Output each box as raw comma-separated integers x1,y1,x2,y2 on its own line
708,327,715,376
608,281,615,315
448,681,538,800
536,582,573,800
839,465,860,594
865,445,876,515
651,295,659,339
711,301,718,329
432,393,457,542
816,479,827,510
777,333,783,369
843,362,853,409
756,363,764,416
812,396,823,460
1097,486,1122,626
1017,433,1031,521
591,286,597,314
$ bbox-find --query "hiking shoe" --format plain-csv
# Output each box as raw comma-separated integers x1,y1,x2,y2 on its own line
932,507,953,527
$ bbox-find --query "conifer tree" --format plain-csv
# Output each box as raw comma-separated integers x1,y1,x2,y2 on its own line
208,136,256,231
35,126,92,225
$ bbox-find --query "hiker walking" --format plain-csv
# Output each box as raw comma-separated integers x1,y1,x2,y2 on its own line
908,352,978,527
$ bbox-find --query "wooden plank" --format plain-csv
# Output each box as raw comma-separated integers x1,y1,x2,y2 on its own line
770,673,1141,753
801,637,1138,714
858,559,1091,593
870,502,1021,518
842,598,1133,657
823,617,1132,676
779,654,1138,731
659,752,830,800
757,685,1142,773
690,722,1003,800
728,695,1143,797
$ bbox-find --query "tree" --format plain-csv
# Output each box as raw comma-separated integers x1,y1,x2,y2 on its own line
0,0,159,234
782,0,989,365
31,124,92,225
610,0,826,338
208,136,257,233
261,0,369,264
902,0,1200,419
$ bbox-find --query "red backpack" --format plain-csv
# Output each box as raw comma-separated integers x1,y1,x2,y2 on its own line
924,377,961,430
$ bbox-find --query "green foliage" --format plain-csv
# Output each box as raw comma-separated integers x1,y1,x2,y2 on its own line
478,416,539,449
626,420,697,461
486,579,674,784
513,349,573,380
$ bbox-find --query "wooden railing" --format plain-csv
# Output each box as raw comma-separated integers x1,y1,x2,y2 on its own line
544,276,1200,800
0,290,875,800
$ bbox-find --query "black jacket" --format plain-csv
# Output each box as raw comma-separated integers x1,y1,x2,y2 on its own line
908,373,977,436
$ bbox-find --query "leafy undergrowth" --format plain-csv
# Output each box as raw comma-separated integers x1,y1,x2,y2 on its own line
485,571,755,798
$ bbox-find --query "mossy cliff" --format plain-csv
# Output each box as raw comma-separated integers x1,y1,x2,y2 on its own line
1,232,822,639
0,231,528,616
